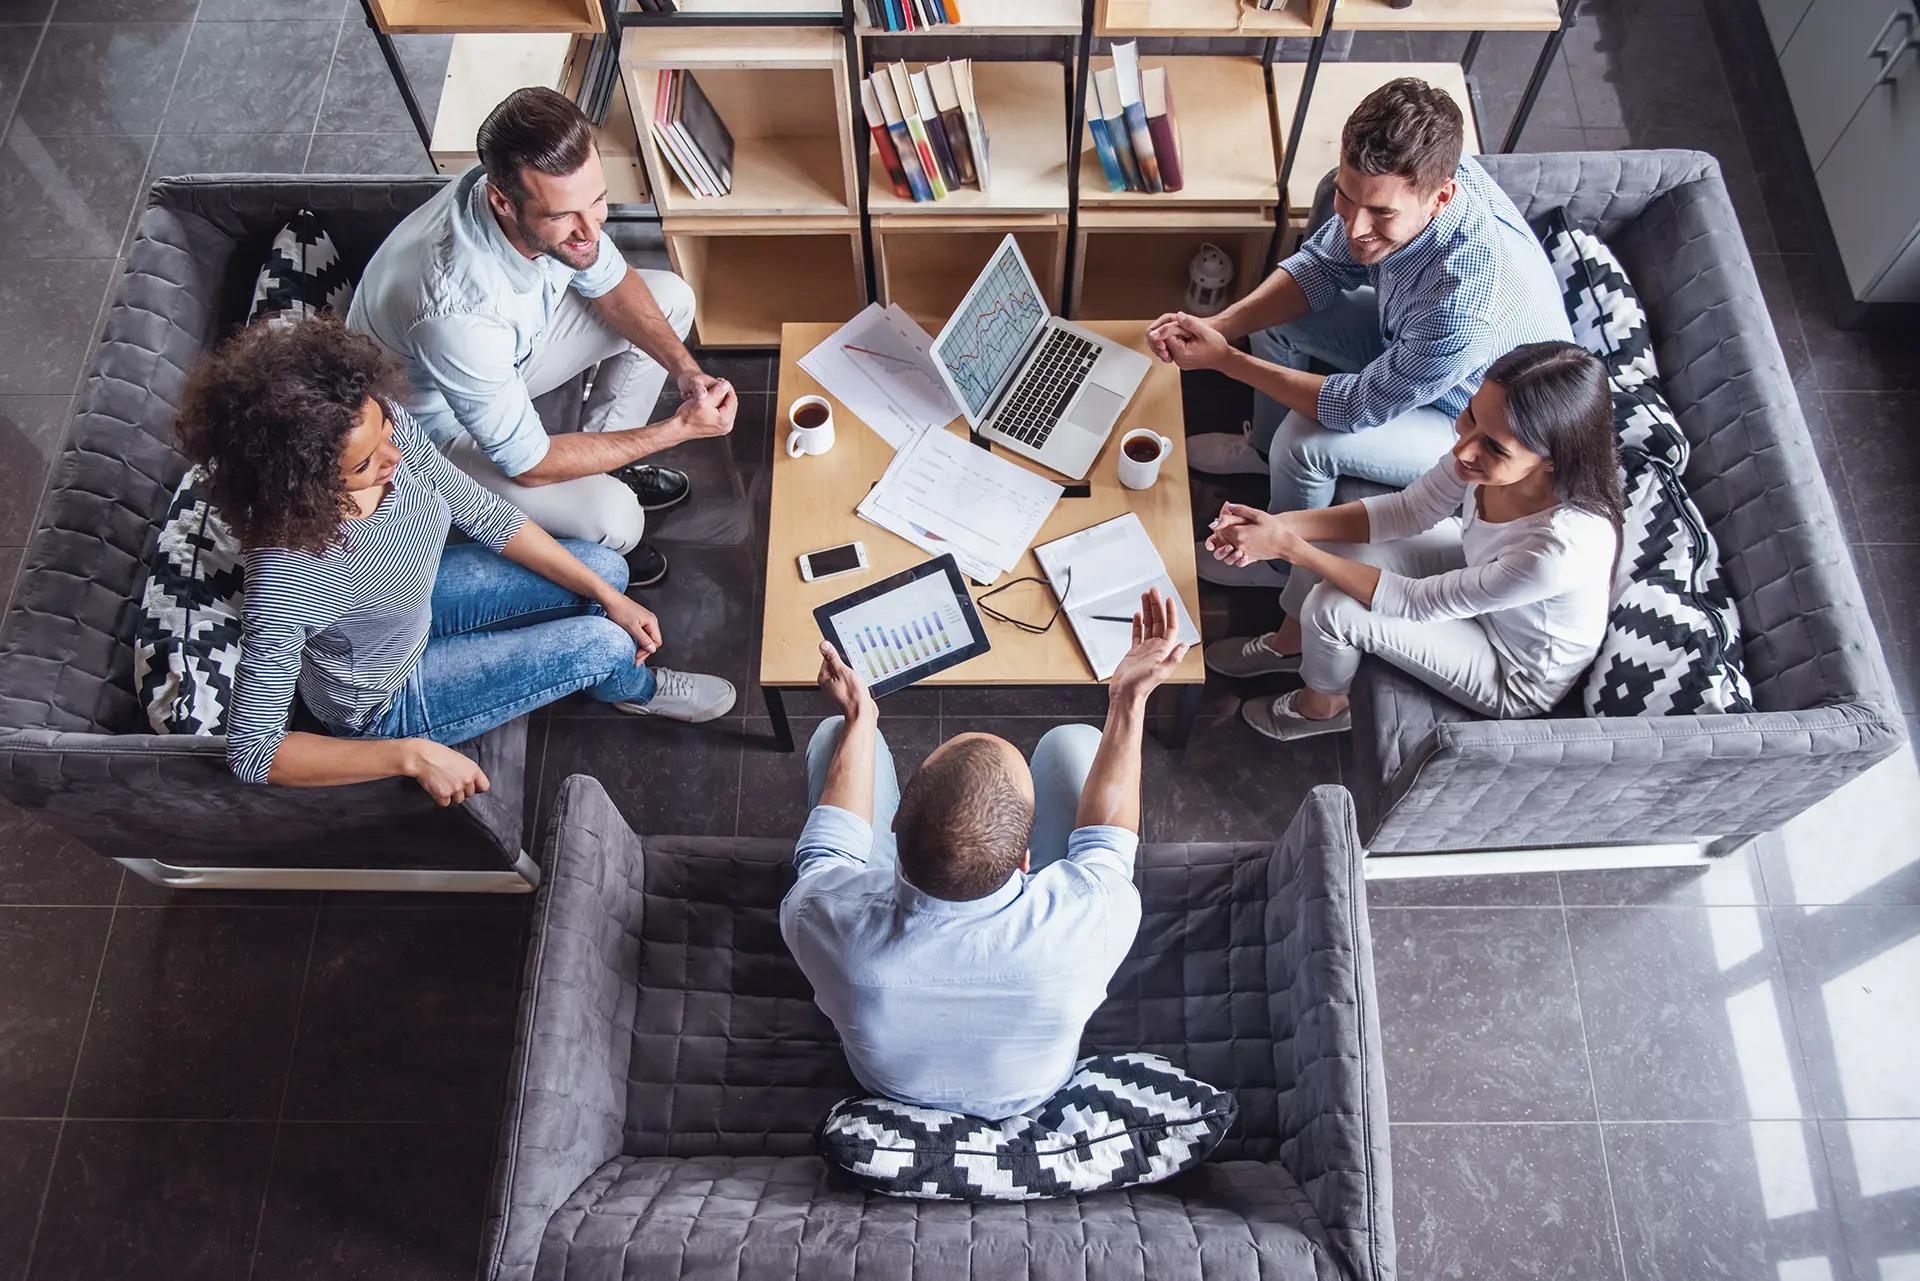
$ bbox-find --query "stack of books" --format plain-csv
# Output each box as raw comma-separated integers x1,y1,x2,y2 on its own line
648,70,735,199
861,61,991,202
860,0,963,29
1086,42,1184,195
558,33,620,126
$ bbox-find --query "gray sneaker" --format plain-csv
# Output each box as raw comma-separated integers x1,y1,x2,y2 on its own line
1205,633,1303,678
616,668,737,723
1241,690,1351,741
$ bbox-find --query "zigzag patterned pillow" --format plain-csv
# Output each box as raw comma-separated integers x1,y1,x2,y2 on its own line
1583,448,1754,717
817,1052,1236,1201
135,468,245,735
248,208,354,327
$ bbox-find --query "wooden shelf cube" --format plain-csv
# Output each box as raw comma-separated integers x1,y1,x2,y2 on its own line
1333,0,1562,30
664,216,866,348
1094,0,1328,36
1071,209,1274,321
867,61,1069,216
1078,56,1277,210
371,0,604,34
624,28,857,218
856,0,1083,34
431,34,647,206
872,214,1066,329
1272,60,1481,213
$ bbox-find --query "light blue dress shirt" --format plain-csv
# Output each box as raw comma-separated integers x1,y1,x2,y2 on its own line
346,164,629,478
1278,156,1573,433
780,805,1142,1120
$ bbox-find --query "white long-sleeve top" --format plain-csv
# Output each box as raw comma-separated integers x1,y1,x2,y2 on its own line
1359,459,1617,708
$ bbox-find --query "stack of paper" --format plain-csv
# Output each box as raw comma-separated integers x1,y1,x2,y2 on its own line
858,426,1062,583
798,303,959,449
1035,513,1200,679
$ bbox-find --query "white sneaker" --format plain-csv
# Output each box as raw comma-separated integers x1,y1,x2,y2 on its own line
1194,537,1291,589
1241,690,1351,741
1204,633,1303,678
1186,423,1269,476
616,668,737,722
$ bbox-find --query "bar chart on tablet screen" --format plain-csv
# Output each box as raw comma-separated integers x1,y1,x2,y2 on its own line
831,574,968,683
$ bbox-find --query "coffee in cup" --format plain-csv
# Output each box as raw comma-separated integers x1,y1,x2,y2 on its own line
786,395,836,458
1117,428,1172,490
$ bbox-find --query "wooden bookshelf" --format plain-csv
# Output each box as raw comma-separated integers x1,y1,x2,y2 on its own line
1094,0,1328,36
1071,209,1272,320
622,27,857,218
872,214,1066,326
1333,0,1560,29
1078,56,1277,209
867,61,1068,216
663,216,866,348
371,0,603,34
1271,60,1480,213
855,0,1083,34
431,34,647,206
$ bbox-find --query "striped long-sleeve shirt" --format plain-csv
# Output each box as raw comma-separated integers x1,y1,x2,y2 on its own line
225,403,527,784
1278,156,1572,433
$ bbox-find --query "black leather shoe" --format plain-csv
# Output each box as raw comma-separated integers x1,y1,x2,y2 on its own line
612,463,691,512
626,542,669,589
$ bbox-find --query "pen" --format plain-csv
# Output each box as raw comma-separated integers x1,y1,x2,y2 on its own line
1090,614,1137,623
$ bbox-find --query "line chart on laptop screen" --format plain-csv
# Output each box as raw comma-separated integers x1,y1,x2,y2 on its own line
938,252,1046,417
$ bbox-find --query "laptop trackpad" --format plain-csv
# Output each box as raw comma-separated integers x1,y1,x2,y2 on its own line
1068,383,1125,434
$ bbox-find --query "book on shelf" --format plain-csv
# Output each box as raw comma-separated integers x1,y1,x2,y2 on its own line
1092,67,1143,193
869,61,992,202
1110,42,1162,194
860,79,914,201
950,59,989,191
871,69,934,201
559,32,618,127
887,61,949,201
1088,53,1188,197
1141,65,1183,194
650,69,734,199
1085,81,1125,193
909,69,962,191
861,0,960,30
927,61,976,188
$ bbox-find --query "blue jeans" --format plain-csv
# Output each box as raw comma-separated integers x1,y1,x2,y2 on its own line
350,540,656,747
805,721,1103,871
1250,287,1457,514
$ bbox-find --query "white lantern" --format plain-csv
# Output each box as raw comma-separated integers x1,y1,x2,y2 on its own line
1185,243,1234,318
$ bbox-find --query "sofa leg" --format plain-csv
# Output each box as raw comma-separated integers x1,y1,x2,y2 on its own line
1363,839,1722,879
113,850,542,894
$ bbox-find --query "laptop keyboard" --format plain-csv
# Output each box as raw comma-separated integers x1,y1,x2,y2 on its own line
993,328,1099,448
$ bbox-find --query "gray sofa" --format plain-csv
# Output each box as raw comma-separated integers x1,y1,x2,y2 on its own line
486,775,1394,1281
1331,151,1905,854
0,176,536,891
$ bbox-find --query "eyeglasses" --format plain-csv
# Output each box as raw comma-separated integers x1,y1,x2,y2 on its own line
976,566,1070,636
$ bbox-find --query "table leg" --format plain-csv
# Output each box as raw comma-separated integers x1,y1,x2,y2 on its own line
1165,684,1204,753
763,686,795,753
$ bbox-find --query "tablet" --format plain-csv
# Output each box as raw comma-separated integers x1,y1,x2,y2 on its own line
814,554,991,697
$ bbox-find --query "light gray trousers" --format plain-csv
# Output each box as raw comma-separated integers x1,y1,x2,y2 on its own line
444,269,696,555
1280,526,1540,718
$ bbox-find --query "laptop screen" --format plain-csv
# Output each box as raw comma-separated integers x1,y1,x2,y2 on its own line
933,239,1049,420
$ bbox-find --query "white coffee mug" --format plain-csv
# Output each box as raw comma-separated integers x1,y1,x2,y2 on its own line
786,395,836,458
1117,428,1172,490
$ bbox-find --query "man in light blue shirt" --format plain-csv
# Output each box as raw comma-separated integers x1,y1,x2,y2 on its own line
780,590,1191,1121
1148,77,1570,593
350,87,736,586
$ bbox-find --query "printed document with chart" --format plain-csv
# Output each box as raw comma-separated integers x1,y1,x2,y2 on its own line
1035,513,1200,679
857,425,1062,584
798,303,960,448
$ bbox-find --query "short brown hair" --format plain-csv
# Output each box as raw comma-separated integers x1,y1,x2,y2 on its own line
896,736,1034,901
476,86,596,206
1341,77,1464,194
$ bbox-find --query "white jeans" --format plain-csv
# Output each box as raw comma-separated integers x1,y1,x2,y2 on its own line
1280,529,1544,718
445,269,696,555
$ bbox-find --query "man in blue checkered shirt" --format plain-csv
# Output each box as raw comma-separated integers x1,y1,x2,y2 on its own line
1149,78,1571,589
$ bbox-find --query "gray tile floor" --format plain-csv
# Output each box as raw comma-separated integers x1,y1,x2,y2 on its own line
0,1,1917,1278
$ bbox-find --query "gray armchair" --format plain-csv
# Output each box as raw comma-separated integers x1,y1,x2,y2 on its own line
1323,151,1905,853
0,176,535,891
485,775,1393,1281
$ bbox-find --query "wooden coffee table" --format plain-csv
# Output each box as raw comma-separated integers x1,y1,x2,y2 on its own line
760,319,1205,750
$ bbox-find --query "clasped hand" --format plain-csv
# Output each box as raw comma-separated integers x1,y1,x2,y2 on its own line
1146,312,1231,372
1205,501,1307,568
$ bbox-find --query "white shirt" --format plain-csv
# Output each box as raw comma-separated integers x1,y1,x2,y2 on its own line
780,805,1142,1120
1362,459,1617,707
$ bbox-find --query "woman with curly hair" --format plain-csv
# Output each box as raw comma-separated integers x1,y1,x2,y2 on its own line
176,316,734,804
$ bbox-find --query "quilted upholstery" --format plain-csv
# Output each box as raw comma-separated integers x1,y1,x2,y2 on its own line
487,777,1392,1281
0,176,527,873
1328,152,1904,852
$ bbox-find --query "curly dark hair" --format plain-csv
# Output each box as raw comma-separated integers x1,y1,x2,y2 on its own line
174,316,406,555
1342,77,1464,195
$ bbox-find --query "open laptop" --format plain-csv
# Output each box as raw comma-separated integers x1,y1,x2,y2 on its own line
931,234,1151,480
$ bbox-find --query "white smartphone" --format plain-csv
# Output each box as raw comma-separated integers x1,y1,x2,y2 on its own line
798,541,868,583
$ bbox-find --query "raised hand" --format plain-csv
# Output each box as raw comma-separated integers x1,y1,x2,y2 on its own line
1108,587,1190,708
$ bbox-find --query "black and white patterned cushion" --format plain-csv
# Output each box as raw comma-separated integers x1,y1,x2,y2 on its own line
817,1053,1237,1201
134,468,245,735
248,208,354,327
1531,206,1690,471
1582,447,1755,717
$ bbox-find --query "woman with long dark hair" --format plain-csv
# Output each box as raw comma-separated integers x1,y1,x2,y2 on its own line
1201,340,1624,740
176,316,735,803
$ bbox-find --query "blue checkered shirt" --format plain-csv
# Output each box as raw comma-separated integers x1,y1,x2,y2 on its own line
1278,157,1572,433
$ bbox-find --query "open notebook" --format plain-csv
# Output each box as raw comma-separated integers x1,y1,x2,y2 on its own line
1034,513,1201,680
